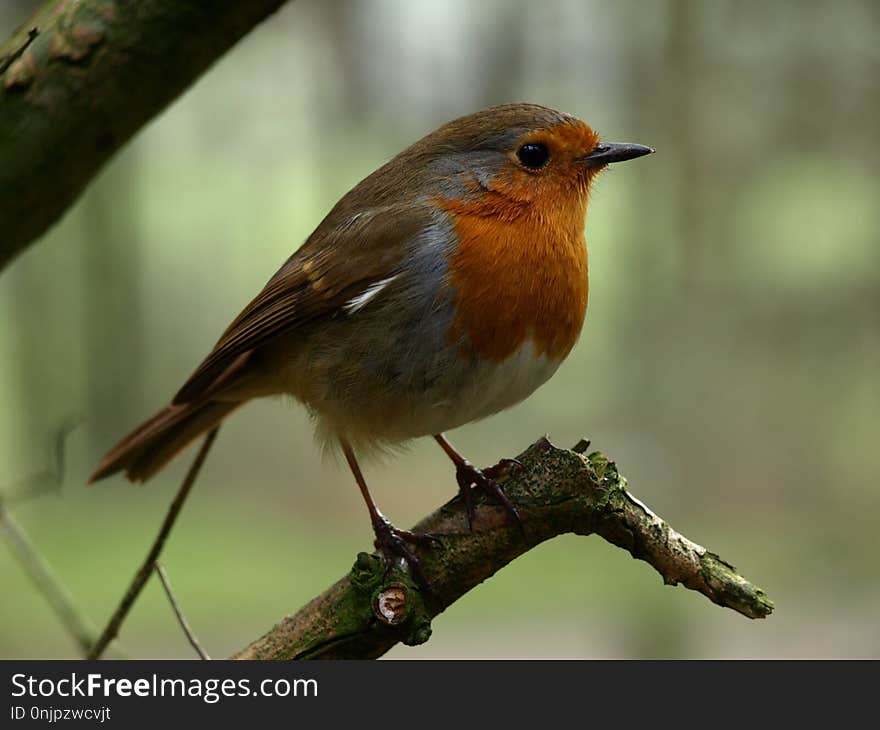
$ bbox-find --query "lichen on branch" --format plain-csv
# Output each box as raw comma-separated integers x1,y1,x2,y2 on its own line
233,437,773,660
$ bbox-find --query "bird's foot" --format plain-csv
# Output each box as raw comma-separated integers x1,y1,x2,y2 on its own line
455,458,524,533
371,516,438,587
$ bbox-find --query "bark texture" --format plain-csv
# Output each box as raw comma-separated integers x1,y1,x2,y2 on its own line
0,0,288,270
234,437,773,660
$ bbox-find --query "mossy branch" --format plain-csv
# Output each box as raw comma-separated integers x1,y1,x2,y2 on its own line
233,437,773,660
0,0,289,271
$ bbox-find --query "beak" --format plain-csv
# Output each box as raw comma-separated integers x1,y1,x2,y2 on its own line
578,142,654,166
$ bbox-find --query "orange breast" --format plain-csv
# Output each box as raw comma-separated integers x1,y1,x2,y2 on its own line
441,192,589,362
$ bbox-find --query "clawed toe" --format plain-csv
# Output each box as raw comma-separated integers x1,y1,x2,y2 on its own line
455,460,523,533
372,518,435,587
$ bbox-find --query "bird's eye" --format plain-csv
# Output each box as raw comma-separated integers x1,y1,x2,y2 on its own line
516,142,550,170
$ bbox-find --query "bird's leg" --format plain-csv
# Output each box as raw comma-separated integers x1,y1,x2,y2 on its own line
433,434,523,532
341,440,434,585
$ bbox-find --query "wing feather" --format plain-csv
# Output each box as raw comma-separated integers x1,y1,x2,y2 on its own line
172,204,431,404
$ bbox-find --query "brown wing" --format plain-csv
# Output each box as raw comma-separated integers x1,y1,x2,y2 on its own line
172,203,432,404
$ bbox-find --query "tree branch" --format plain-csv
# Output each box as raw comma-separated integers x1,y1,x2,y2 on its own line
0,418,101,656
0,0,289,271
0,493,97,656
154,561,210,660
87,427,218,659
233,437,774,660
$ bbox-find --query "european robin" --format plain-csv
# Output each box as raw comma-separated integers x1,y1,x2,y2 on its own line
90,103,653,575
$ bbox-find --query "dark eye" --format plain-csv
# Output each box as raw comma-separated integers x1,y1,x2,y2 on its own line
517,142,550,170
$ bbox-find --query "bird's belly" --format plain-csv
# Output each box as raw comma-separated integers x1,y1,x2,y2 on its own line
422,339,562,431
277,311,563,453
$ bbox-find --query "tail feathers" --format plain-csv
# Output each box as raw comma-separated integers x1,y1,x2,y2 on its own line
89,400,240,483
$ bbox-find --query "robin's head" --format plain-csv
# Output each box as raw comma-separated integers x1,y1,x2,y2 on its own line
405,103,653,212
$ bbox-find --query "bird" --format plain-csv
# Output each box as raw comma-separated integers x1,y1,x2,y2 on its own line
90,103,653,577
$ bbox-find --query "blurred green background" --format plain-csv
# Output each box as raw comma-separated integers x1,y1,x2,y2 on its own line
1,0,878,659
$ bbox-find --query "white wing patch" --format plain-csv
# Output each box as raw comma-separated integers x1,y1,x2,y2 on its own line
343,275,399,314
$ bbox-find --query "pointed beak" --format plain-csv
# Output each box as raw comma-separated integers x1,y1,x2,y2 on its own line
578,142,654,166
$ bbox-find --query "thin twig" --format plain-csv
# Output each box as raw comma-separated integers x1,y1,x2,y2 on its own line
0,26,38,76
154,562,210,659
87,427,219,659
0,418,98,656
0,494,96,656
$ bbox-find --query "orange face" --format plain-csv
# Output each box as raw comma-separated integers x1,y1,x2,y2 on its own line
439,119,603,363
492,119,603,207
